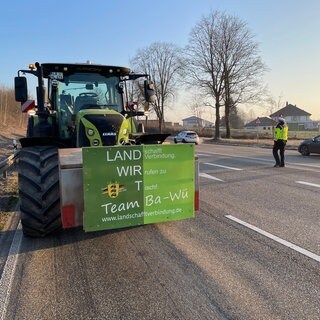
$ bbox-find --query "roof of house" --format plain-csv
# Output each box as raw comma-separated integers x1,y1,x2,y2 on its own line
245,117,276,127
182,116,213,124
182,116,198,121
269,103,311,117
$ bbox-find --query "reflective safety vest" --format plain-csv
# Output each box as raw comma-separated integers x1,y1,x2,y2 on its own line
274,125,288,141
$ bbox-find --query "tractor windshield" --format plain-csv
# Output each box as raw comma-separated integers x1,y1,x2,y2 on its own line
55,72,123,113
51,72,123,140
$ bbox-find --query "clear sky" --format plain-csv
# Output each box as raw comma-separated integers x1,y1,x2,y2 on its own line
1,0,319,121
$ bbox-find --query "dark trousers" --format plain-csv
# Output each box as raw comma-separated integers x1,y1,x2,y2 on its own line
273,140,286,165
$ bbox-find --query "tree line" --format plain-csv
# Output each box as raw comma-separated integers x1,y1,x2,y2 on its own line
131,10,269,139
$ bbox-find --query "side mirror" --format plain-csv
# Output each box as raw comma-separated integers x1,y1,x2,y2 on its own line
14,76,28,102
144,80,156,103
117,83,124,94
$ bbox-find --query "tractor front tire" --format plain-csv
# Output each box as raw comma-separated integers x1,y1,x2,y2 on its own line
19,146,62,237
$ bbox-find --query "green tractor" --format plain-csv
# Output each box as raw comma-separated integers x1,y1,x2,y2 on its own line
15,62,170,237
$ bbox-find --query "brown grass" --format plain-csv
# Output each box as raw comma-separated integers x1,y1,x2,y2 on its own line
0,169,19,231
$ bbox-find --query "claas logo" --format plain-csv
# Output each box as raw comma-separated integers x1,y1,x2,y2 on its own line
102,182,126,198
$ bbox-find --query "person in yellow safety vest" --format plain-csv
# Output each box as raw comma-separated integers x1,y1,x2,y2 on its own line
273,117,288,167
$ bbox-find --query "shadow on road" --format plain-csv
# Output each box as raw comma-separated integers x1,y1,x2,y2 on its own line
0,212,145,257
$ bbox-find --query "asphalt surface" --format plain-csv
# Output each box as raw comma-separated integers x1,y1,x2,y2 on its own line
1,144,319,320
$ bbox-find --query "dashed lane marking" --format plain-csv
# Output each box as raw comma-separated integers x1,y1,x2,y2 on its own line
225,215,320,263
204,163,243,171
197,153,212,157
296,181,320,188
199,172,225,182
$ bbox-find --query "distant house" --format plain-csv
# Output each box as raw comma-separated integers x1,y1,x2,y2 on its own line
244,117,276,131
269,102,318,130
182,116,214,129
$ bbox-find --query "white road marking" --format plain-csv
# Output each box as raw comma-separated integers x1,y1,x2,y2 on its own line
225,215,320,263
0,222,22,320
197,153,212,157
199,173,225,182
296,181,320,188
204,163,243,171
197,151,320,172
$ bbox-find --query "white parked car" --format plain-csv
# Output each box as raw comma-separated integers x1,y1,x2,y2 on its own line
174,131,199,145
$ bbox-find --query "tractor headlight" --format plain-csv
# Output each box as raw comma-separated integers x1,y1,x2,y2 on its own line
87,128,95,136
93,139,99,146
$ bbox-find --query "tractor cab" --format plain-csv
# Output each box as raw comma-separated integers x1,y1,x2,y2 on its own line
15,62,166,148
48,69,125,142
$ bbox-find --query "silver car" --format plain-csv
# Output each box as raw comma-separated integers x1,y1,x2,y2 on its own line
174,131,199,144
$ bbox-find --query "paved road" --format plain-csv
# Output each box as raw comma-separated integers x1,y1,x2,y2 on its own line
1,144,319,320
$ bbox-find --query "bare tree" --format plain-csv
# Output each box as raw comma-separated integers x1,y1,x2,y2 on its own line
264,93,283,116
183,11,226,139
187,90,205,122
184,11,267,139
219,14,267,137
130,42,183,132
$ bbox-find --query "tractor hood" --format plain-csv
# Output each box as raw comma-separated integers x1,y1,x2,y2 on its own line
76,109,129,147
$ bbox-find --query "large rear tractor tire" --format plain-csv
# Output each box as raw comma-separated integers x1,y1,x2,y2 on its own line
19,146,62,237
